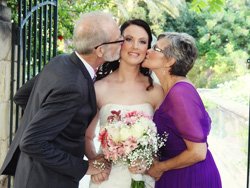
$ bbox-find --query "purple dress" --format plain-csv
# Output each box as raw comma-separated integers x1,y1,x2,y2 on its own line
154,82,222,188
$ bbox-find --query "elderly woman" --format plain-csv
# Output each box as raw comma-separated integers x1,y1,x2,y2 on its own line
142,32,222,188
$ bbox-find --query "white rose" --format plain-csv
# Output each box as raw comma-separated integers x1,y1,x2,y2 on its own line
131,123,145,139
120,127,132,141
108,127,120,142
139,117,152,129
137,136,149,146
146,123,156,134
115,121,126,128
140,118,157,134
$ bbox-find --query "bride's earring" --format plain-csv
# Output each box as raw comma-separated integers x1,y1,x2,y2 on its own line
163,65,166,75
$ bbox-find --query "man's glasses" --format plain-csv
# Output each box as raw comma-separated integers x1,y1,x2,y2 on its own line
94,40,124,49
152,45,164,53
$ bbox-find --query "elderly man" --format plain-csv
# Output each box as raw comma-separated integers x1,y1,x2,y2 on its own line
0,11,123,188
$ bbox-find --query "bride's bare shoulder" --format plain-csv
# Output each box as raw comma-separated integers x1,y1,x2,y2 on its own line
153,82,163,91
150,82,164,110
94,73,117,107
94,73,117,94
150,82,163,94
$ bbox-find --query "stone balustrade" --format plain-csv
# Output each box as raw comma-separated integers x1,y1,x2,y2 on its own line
198,88,249,188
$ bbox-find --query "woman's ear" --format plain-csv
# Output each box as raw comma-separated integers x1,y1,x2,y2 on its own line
166,57,176,67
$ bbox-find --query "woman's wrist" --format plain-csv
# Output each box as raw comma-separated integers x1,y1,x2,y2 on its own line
158,160,168,173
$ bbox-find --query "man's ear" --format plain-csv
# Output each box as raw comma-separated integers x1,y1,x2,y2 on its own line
95,46,105,58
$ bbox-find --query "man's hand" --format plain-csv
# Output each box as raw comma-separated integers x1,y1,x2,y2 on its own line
91,171,111,184
86,154,111,175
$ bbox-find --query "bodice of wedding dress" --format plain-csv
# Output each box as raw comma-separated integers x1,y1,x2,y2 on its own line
89,103,155,188
98,103,154,125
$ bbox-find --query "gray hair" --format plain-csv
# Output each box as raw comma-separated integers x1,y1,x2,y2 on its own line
158,32,199,76
73,11,115,54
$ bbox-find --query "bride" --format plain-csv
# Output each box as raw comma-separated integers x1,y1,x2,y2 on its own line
85,19,164,188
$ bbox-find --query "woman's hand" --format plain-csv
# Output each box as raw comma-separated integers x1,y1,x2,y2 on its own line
146,160,164,181
147,139,207,181
128,160,147,174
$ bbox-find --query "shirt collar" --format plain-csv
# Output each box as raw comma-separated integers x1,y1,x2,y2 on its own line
75,51,95,79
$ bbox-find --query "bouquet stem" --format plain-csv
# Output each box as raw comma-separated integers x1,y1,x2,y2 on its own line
131,179,145,188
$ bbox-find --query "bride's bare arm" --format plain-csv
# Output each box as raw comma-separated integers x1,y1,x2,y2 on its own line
85,80,106,159
86,110,111,184
85,111,99,159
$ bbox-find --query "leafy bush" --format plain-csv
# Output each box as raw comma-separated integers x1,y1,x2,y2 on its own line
187,1,250,88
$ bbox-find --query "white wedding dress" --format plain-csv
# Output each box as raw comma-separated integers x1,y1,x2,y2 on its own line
89,103,155,188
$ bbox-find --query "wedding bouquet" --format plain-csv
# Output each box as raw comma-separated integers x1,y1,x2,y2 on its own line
98,110,167,188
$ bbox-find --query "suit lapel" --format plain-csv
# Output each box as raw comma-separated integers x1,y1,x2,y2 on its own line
69,52,97,119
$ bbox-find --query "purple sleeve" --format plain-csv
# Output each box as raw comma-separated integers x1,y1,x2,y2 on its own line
160,82,211,142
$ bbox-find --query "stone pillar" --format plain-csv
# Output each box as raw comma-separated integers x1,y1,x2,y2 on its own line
0,1,12,187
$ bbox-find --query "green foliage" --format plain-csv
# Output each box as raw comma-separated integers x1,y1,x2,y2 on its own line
7,1,18,22
56,0,110,53
162,4,201,37
190,0,226,13
57,0,110,39
162,2,249,89
147,10,166,36
130,7,147,21
188,0,250,88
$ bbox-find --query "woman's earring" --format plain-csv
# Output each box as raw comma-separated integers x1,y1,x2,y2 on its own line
163,65,166,75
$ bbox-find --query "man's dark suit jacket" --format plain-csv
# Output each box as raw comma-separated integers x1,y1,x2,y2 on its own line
0,52,97,188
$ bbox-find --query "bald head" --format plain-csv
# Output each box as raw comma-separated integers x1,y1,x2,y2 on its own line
73,11,119,55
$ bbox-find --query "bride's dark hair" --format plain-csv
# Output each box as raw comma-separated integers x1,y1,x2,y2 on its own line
95,19,154,91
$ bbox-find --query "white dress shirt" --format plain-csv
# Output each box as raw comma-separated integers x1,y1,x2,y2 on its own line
75,52,95,80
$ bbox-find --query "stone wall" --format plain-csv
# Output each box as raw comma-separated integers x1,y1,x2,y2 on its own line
0,1,12,187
